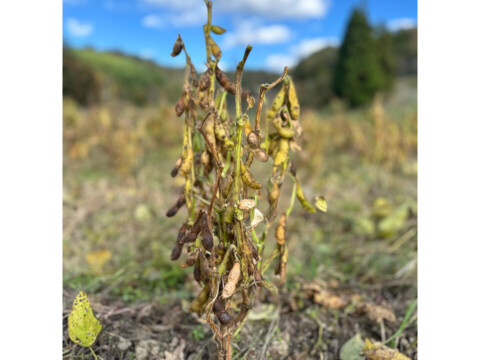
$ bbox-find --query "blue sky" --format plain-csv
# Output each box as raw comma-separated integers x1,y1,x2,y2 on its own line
63,0,417,73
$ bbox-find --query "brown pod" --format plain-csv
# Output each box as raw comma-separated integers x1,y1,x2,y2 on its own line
166,193,185,217
200,212,214,250
198,71,211,91
176,223,189,244
217,310,233,325
170,244,182,261
193,260,201,283
213,297,225,314
247,132,260,147
166,205,179,217
175,92,186,117
171,34,183,57
215,67,252,100
171,157,182,177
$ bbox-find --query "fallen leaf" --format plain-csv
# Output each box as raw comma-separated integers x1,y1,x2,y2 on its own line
340,333,366,360
86,249,112,273
357,302,396,323
314,291,349,309
68,291,102,347
363,339,410,360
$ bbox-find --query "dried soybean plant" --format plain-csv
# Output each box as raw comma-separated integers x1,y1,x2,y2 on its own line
166,1,324,358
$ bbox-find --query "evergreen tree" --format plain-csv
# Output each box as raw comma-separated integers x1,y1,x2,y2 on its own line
375,25,396,92
332,8,383,107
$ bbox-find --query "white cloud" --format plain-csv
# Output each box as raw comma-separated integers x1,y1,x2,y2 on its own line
387,18,417,32
223,19,292,49
221,0,329,19
291,37,338,59
141,0,330,20
265,54,296,73
265,37,338,72
66,18,93,37
142,14,164,29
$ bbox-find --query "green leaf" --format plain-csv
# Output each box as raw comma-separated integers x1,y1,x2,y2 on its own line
340,333,366,360
68,291,102,347
315,195,328,212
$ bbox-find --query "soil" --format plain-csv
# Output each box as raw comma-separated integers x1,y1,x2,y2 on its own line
63,280,417,360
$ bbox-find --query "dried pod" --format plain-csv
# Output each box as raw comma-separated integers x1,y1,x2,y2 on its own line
217,310,233,325
198,71,211,91
215,67,252,100
170,244,182,261
213,297,225,314
199,211,214,250
193,260,201,283
209,37,222,60
171,157,182,177
211,25,226,35
238,199,255,210
246,131,259,147
175,92,186,117
171,34,183,57
222,262,241,299
166,193,186,217
286,79,300,120
296,182,316,213
176,222,189,244
182,250,198,268
275,213,286,246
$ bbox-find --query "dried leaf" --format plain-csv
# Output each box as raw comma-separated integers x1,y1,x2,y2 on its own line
315,195,327,212
363,339,410,360
313,291,349,309
358,302,397,323
251,208,265,228
68,291,102,347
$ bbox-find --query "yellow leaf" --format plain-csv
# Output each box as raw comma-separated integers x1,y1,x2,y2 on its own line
86,249,112,273
68,291,102,347
315,195,328,212
363,339,410,360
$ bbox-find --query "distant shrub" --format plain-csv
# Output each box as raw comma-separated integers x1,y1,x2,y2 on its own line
63,46,101,106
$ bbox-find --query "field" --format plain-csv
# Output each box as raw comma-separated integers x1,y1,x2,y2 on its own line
63,75,417,359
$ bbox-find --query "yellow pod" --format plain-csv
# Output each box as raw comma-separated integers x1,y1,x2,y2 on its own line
275,213,286,246
268,180,280,205
267,83,286,120
240,163,261,189
273,138,290,166
179,147,193,176
273,115,295,139
214,115,227,142
286,79,300,120
296,182,316,213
